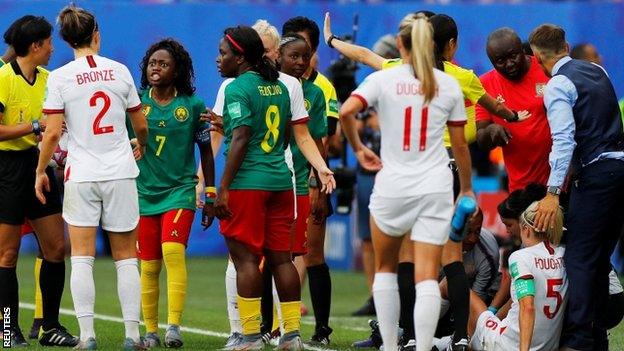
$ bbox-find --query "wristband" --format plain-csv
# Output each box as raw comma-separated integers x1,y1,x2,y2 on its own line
32,120,41,136
327,34,338,49
204,186,217,194
487,306,498,314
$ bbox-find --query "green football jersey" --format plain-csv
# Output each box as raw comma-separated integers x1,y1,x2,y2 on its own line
223,71,293,191
130,90,206,215
290,79,327,195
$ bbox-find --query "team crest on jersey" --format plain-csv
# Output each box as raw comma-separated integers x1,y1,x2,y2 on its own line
535,83,546,97
171,229,179,237
304,99,311,112
142,105,151,117
174,106,189,122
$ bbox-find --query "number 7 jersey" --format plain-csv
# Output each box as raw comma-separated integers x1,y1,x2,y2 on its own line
43,54,142,182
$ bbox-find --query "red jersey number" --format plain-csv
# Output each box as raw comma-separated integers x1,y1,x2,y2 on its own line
403,106,428,151
90,91,114,135
544,278,564,319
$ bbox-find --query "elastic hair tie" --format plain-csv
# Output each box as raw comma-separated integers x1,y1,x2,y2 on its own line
225,34,245,54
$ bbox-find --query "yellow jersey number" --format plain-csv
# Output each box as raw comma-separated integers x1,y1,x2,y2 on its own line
155,135,166,157
260,105,280,153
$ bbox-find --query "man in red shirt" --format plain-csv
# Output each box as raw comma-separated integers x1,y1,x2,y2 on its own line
476,28,552,192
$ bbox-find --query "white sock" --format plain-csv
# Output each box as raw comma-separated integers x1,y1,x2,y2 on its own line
414,280,441,351
115,258,141,342
439,298,450,318
225,260,242,333
271,277,283,333
71,256,96,341
373,273,400,351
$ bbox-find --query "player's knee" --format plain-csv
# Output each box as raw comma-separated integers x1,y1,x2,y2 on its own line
0,248,19,267
41,239,66,262
303,251,324,267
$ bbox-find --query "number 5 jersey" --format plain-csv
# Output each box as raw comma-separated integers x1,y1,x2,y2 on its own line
43,54,142,182
506,242,568,350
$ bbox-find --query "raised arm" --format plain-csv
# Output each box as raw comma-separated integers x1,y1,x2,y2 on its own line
324,12,386,71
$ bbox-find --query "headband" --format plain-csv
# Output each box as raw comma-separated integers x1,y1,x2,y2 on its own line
225,34,244,54
279,36,300,48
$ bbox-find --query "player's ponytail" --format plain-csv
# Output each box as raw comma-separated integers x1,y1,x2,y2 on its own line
430,14,458,71
57,5,97,49
224,26,279,82
398,14,436,105
520,201,563,245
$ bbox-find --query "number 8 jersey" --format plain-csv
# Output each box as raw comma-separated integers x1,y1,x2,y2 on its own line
43,54,142,182
222,71,308,191
350,64,467,197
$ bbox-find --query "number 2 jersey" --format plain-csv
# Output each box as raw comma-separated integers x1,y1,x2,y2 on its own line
130,90,207,216
222,71,308,191
351,64,466,198
505,242,568,351
43,54,141,182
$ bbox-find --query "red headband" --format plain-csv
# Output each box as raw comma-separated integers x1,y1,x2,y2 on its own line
225,34,245,54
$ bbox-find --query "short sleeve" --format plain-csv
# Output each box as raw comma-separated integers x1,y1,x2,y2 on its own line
475,75,493,122
309,90,328,139
0,73,9,113
123,66,141,112
42,71,65,114
224,84,252,129
508,252,533,281
326,85,339,119
285,79,308,124
351,75,381,111
447,81,467,126
213,79,233,115
464,70,486,105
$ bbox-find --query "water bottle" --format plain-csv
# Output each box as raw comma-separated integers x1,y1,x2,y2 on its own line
449,196,477,242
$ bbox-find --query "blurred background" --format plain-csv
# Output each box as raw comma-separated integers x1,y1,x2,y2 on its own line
5,0,624,271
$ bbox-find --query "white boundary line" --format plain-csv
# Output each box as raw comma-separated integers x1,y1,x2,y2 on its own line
19,303,337,351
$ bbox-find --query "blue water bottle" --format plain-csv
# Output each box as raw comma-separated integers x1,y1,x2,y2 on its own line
449,196,477,242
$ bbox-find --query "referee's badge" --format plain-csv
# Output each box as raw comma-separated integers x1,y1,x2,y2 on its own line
174,106,189,122
535,83,546,97
142,105,151,117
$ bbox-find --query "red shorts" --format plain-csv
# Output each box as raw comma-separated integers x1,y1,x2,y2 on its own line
291,195,310,256
137,209,195,260
20,222,33,237
220,190,294,256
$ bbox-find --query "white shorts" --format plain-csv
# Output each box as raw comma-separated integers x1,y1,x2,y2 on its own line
63,178,139,232
368,191,452,245
470,311,505,351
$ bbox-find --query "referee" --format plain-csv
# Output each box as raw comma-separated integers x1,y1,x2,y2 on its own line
0,16,77,347
530,24,624,351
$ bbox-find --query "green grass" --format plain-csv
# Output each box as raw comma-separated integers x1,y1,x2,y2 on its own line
11,255,624,350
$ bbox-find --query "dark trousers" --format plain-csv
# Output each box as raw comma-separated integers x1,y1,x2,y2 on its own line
562,159,624,350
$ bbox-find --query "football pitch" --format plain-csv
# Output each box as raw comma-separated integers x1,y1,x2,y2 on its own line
12,255,624,350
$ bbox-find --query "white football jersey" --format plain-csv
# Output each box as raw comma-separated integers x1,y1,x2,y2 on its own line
503,242,568,351
351,64,466,197
43,55,141,182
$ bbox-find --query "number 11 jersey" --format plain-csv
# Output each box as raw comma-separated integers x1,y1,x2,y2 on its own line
43,54,142,182
351,64,466,198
